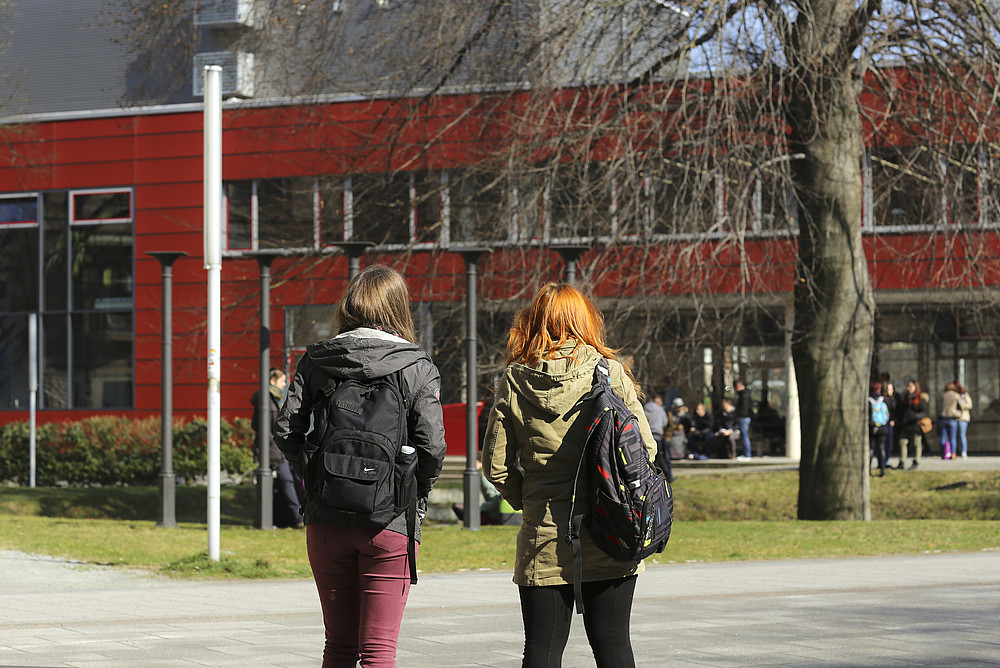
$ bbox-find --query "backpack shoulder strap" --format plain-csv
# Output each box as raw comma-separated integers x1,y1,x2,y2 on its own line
567,358,609,615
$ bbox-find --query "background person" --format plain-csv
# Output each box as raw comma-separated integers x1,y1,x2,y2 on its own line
712,397,740,459
643,394,673,483
251,368,302,529
273,265,446,668
734,380,753,460
881,377,898,467
667,397,691,461
868,381,890,477
956,380,973,459
686,402,714,459
483,283,656,668
896,379,928,470
938,382,962,459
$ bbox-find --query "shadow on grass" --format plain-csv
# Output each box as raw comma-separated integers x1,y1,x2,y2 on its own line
12,485,257,526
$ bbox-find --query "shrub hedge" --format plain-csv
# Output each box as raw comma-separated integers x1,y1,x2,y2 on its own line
0,416,256,486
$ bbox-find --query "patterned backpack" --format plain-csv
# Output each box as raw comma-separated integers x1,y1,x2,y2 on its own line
567,359,673,613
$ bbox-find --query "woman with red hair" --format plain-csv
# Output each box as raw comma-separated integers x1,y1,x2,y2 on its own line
482,282,657,668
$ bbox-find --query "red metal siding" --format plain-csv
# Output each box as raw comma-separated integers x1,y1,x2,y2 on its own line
3,91,1000,427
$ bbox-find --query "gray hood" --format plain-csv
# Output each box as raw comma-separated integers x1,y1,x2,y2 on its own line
306,327,430,380
506,342,601,416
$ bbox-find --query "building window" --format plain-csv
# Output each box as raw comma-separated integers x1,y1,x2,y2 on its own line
0,189,133,410
71,189,132,224
0,195,38,226
614,168,652,239
0,315,31,409
753,167,794,233
546,162,614,241
512,170,544,241
351,173,411,246
0,194,40,314
225,174,442,251
414,172,444,244
225,181,253,250
257,177,317,249
648,159,719,235
319,177,345,245
871,146,942,228
944,145,981,226
448,170,508,243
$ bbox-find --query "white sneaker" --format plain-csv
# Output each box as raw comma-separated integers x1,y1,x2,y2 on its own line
961,452,967,459
736,455,751,461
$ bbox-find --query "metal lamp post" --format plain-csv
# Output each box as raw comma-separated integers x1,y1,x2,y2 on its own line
146,251,188,528
250,250,285,530
550,244,591,285
455,247,491,530
332,240,374,280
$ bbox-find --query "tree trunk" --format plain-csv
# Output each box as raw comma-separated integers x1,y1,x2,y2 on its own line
789,62,875,521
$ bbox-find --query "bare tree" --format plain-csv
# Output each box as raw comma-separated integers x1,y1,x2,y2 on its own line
115,0,1000,519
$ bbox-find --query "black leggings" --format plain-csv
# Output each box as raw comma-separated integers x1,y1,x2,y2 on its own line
519,575,637,668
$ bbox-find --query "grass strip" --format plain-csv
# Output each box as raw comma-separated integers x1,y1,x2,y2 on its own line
1,515,997,580
1,469,997,579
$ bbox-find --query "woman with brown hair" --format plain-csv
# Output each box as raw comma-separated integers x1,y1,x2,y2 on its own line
274,264,446,667
938,381,962,459
482,282,657,668
896,379,928,470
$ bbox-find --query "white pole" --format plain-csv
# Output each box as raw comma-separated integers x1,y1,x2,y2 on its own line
203,65,223,562
28,313,37,488
785,299,801,461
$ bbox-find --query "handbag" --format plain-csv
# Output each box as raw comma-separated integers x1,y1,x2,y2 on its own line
917,417,933,434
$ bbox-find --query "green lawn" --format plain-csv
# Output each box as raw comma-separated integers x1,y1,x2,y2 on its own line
1,470,997,579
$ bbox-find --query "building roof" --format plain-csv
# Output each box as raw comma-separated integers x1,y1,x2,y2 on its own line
1,0,135,117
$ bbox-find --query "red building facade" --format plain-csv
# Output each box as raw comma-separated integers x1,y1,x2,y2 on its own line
3,80,1000,452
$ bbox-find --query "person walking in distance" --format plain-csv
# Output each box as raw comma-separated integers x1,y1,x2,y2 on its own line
273,265,446,668
482,283,656,668
868,381,891,477
251,368,302,528
734,380,753,461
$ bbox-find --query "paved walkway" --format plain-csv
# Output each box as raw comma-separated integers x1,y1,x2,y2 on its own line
3,549,1000,667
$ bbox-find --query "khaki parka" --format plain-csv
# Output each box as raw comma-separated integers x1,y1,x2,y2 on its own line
482,342,658,587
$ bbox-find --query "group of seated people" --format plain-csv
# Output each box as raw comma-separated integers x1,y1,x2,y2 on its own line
668,398,745,460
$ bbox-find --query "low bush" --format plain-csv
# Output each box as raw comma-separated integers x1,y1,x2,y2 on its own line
0,416,256,486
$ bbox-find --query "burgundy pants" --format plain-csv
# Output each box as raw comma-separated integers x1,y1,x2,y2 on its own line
306,523,415,668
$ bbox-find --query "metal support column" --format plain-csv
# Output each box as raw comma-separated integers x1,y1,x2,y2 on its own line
147,251,188,528
251,251,283,530
455,247,491,531
551,244,591,286
332,241,374,280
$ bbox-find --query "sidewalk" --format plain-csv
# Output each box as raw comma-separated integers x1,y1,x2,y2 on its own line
3,549,999,667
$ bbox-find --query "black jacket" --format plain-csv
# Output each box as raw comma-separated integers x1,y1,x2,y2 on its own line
250,387,285,464
273,327,446,538
897,392,928,434
715,407,738,433
735,388,753,419
689,411,714,437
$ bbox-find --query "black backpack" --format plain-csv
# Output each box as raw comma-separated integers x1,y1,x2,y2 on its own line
568,359,673,613
310,370,419,582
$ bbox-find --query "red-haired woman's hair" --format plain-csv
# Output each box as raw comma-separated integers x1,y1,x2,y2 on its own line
506,283,620,368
